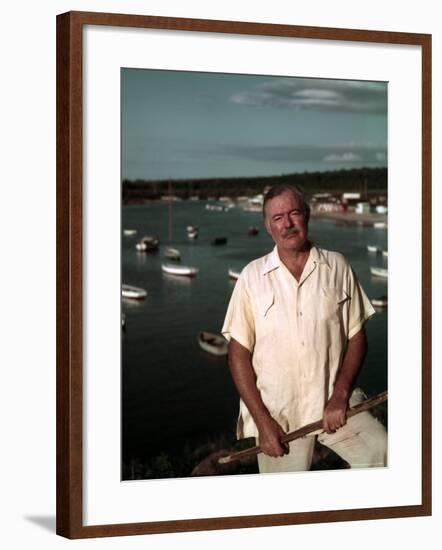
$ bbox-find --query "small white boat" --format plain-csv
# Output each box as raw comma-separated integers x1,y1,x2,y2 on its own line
123,229,137,236
187,230,198,239
382,250,388,257
243,204,262,213
122,284,147,300
164,247,181,260
370,267,388,279
206,204,224,212
373,222,387,229
135,236,159,252
186,225,199,233
198,331,228,356
372,296,388,308
228,268,242,280
161,264,198,277
367,245,380,253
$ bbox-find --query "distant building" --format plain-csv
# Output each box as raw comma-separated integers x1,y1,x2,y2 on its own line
312,192,332,200
242,193,264,212
342,192,361,200
160,195,182,201
342,192,362,211
356,202,371,214
311,193,344,214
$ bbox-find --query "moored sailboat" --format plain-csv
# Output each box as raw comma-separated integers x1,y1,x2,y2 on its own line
164,247,181,261
370,267,388,279
122,284,147,299
161,264,198,277
198,331,228,356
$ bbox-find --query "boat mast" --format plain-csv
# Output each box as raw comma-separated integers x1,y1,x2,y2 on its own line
168,179,172,243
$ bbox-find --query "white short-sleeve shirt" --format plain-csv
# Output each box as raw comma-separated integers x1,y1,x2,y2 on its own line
221,245,376,439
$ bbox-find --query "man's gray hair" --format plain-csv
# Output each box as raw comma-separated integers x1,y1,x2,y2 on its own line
263,184,310,222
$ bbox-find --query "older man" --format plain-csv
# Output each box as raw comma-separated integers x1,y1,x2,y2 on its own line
222,184,387,473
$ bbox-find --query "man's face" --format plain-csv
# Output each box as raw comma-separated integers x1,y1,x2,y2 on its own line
264,190,309,253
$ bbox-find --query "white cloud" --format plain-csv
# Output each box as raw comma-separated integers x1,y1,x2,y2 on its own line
324,152,363,162
231,78,387,114
212,143,387,166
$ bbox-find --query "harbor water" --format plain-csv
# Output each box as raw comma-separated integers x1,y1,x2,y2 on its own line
122,201,388,477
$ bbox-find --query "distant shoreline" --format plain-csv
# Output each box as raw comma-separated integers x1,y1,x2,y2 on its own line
122,199,388,226
312,211,387,226
123,167,387,204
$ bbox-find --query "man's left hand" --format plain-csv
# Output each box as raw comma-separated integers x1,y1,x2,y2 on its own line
323,394,349,434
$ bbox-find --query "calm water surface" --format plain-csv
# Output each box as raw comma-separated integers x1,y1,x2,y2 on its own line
122,201,388,468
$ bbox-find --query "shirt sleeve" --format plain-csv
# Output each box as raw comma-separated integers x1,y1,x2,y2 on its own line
221,275,255,352
346,266,376,340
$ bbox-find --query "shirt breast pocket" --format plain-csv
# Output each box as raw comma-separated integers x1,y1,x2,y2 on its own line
318,287,349,323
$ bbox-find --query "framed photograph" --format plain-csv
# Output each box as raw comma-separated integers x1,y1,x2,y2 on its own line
57,11,431,538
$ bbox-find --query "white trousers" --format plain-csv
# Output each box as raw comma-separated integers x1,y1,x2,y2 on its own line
257,389,387,473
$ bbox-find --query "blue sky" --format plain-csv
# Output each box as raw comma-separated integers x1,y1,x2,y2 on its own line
122,69,387,181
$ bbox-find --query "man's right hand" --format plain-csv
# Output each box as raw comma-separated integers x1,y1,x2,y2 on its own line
227,339,289,458
257,416,289,457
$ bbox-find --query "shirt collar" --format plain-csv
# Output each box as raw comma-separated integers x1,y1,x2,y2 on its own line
261,243,329,275
309,244,330,268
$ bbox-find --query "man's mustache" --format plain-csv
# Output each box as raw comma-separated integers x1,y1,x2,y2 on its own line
282,227,300,238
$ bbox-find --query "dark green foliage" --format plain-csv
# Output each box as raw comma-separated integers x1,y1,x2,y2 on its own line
122,167,387,204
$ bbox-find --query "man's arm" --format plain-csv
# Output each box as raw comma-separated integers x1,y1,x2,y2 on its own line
323,327,367,434
228,338,289,457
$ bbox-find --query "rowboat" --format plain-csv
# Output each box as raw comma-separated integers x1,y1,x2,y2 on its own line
367,245,380,253
370,267,388,279
161,264,198,277
123,229,137,236
135,236,159,252
186,225,199,232
164,247,181,260
187,230,198,239
198,331,228,356
211,237,227,245
228,268,242,280
122,284,147,300
372,296,388,308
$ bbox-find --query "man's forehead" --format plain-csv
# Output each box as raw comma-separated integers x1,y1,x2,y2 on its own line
265,191,303,213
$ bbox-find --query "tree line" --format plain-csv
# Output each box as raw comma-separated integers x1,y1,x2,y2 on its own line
122,167,387,204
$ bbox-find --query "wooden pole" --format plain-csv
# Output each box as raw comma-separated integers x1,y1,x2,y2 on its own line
218,391,387,465
168,180,172,243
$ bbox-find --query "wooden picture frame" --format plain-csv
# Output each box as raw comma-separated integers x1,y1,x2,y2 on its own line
56,11,432,539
